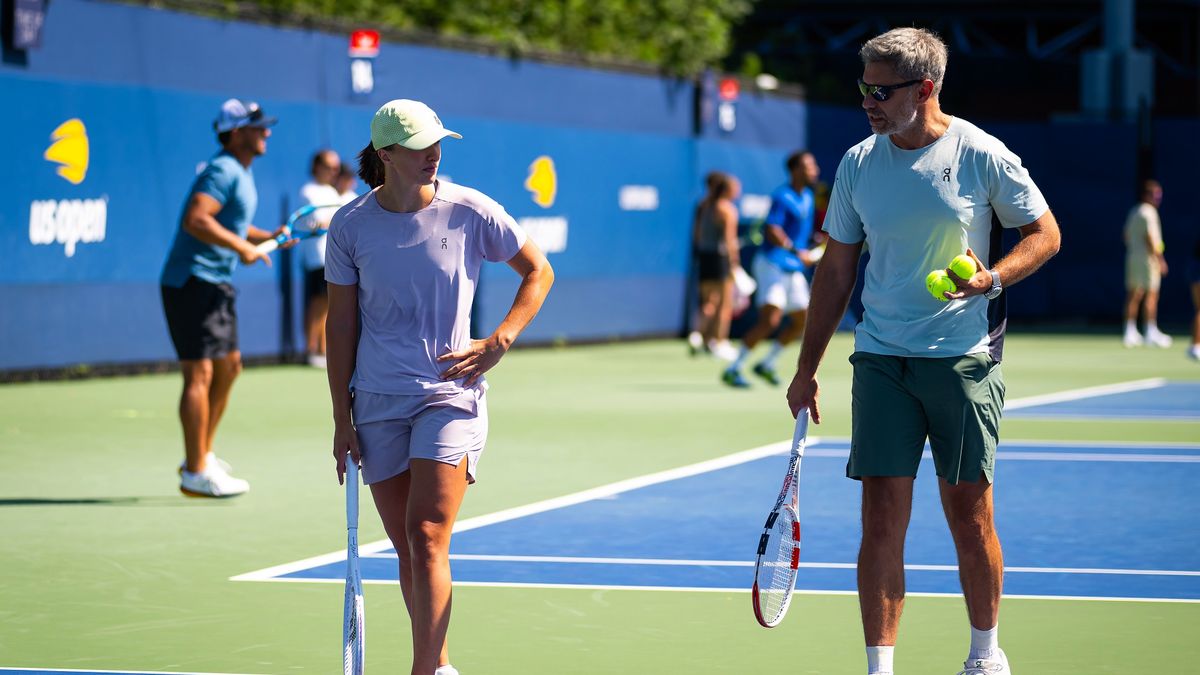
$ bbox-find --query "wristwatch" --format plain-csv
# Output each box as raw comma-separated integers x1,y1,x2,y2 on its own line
984,270,1003,300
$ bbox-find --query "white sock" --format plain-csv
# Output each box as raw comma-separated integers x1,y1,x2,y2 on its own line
968,624,998,661
1146,321,1161,335
761,341,784,369
866,645,894,674
1125,320,1139,334
730,345,752,371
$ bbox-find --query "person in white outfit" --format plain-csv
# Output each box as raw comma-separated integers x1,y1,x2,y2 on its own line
1123,180,1172,348
298,149,344,368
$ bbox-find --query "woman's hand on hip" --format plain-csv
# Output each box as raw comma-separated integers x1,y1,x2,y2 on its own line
437,337,509,387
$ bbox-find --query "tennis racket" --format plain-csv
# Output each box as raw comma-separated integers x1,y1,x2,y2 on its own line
257,203,340,254
751,409,809,628
343,458,365,674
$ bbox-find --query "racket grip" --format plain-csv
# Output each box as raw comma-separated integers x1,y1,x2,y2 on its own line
255,237,281,254
345,459,359,530
791,409,809,451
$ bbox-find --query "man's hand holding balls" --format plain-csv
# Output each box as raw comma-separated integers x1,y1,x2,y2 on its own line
927,249,990,301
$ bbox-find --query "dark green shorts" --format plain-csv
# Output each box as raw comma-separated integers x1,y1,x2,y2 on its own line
847,351,1005,485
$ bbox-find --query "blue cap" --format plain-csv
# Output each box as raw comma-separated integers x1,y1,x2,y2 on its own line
214,98,277,133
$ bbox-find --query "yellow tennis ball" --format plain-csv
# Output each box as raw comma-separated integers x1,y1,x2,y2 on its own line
949,254,977,280
926,269,956,301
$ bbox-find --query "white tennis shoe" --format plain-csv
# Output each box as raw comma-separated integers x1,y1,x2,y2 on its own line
177,454,234,476
956,648,1011,674
434,665,459,675
1145,329,1173,348
180,464,249,498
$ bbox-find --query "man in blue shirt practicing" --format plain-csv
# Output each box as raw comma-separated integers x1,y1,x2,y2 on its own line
722,150,822,388
160,98,284,498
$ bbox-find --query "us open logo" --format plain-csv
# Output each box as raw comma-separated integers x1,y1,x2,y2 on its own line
29,118,110,258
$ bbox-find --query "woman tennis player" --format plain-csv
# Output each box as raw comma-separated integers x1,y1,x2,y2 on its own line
326,99,553,675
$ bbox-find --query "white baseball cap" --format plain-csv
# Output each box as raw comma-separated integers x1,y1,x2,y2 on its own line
370,99,461,151
213,98,277,133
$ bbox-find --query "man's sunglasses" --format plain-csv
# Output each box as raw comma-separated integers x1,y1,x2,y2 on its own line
857,78,924,102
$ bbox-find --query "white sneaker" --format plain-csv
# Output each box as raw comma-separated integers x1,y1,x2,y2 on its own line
1188,345,1200,361
1145,330,1173,348
956,648,1011,674
434,666,459,675
1123,330,1144,347
687,331,704,356
180,465,249,498
177,454,233,476
307,353,327,368
709,340,739,362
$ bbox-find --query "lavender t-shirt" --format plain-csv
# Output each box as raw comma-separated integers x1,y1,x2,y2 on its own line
325,181,527,397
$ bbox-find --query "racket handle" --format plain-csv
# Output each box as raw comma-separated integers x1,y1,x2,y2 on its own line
255,237,281,254
791,409,809,452
346,459,359,530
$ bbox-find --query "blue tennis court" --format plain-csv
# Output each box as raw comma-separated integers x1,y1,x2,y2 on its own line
242,438,1200,602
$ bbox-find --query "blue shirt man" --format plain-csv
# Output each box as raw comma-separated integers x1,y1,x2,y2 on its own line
721,150,822,389
761,183,815,274
161,151,259,287
159,98,280,499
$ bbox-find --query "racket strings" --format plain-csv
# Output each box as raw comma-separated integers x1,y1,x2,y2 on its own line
757,508,800,619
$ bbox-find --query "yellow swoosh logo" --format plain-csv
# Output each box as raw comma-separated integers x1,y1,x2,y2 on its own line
524,156,556,208
44,118,89,185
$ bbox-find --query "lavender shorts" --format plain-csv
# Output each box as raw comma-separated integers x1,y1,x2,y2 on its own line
352,388,488,485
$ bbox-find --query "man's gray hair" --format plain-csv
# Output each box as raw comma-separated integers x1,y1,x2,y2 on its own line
860,27,948,96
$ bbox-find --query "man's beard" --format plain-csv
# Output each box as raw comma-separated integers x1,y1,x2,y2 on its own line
869,101,918,136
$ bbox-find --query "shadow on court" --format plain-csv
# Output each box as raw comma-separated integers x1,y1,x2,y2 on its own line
0,496,237,507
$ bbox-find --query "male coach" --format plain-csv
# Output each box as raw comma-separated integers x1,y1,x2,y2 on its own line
160,99,283,498
785,28,1061,675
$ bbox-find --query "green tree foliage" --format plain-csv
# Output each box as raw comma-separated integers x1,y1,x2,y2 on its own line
246,0,753,75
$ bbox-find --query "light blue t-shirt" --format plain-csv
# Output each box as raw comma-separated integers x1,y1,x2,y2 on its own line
823,117,1049,357
761,184,815,273
160,152,258,287
324,181,527,397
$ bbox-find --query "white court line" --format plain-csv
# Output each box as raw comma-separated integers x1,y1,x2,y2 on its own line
357,553,1199,577
229,577,1200,603
1001,438,1200,450
0,662,267,667
996,451,1200,462
1005,413,1199,422
1003,377,1166,410
231,435,814,582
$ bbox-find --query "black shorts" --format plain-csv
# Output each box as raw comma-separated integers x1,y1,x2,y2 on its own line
696,251,731,282
161,277,238,360
304,268,328,303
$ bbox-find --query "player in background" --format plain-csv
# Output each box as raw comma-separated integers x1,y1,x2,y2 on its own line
689,171,742,360
784,28,1060,675
297,149,344,368
160,98,286,498
326,99,553,675
722,150,821,388
1122,179,1172,348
